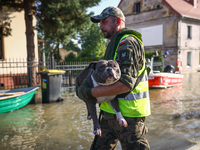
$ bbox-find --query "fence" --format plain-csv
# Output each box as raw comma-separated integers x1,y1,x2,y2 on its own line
55,61,89,93
0,58,89,94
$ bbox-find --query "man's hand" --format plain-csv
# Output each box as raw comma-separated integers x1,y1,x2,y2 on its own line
77,79,95,100
91,81,130,98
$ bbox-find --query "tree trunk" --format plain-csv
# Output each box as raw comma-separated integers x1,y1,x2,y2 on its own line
24,0,36,87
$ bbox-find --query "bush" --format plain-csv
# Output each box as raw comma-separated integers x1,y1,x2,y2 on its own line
145,50,163,72
64,57,103,62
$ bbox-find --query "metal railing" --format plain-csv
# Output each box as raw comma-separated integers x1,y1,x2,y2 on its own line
55,61,89,93
0,58,89,93
0,58,49,89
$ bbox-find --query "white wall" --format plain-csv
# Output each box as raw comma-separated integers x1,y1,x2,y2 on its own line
4,10,38,60
135,25,163,46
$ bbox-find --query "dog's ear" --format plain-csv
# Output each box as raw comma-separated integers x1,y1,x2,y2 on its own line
89,61,97,70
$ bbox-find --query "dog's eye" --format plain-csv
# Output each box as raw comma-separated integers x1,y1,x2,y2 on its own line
113,64,117,68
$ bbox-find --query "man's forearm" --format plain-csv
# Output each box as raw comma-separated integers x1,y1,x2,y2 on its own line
91,81,130,97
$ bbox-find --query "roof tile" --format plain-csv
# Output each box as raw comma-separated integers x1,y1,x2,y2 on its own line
164,0,200,19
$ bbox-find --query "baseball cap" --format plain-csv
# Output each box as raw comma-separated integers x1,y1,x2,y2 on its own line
91,6,125,23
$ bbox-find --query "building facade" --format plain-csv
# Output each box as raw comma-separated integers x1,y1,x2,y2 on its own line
119,0,200,73
0,8,38,88
0,8,38,61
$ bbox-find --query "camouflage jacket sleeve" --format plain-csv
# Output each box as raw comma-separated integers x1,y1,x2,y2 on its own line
115,36,144,90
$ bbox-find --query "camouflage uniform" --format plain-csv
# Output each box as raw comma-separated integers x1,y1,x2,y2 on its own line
88,6,150,150
90,28,150,150
91,112,149,150
103,29,144,91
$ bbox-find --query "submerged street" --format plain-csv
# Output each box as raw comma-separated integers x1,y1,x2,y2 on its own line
0,72,200,150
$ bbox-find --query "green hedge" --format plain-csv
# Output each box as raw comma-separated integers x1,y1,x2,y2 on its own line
145,50,163,72
145,50,162,62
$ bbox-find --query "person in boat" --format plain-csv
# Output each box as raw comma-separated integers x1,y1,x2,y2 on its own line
77,6,151,150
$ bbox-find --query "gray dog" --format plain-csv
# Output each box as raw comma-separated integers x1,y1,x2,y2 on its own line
76,60,127,136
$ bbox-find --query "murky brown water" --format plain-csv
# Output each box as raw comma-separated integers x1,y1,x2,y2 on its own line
0,72,200,150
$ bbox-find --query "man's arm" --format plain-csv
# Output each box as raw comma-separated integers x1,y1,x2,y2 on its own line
91,81,130,97
77,36,143,100
92,36,143,98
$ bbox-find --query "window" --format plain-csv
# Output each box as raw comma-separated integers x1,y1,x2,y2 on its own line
134,2,140,14
156,5,161,9
0,27,3,59
187,25,192,39
187,51,192,67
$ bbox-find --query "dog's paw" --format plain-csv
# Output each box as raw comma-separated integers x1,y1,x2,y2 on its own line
118,118,128,127
87,115,92,120
94,129,102,136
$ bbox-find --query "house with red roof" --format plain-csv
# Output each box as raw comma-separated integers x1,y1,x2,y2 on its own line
118,0,200,73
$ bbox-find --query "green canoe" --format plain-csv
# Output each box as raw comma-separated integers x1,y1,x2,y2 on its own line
0,87,39,113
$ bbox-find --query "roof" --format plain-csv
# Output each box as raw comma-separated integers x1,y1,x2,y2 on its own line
118,0,200,19
164,0,200,19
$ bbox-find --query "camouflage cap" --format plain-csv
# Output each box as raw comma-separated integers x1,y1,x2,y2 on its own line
91,6,125,23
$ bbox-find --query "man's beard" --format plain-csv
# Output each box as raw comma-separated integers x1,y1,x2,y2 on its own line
102,28,116,39
103,31,112,39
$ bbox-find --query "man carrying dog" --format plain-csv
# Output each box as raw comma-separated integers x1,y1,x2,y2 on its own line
77,6,151,150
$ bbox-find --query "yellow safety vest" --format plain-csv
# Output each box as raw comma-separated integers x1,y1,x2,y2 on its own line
100,34,151,117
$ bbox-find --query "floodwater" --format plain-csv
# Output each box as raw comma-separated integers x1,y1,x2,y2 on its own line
0,72,200,150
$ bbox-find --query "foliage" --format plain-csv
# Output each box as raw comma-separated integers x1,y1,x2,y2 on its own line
38,36,54,60
0,10,12,37
0,1,23,37
145,50,163,71
66,52,76,59
0,0,101,85
64,56,99,62
0,0,101,53
62,40,80,52
0,0,38,86
78,23,106,59
145,50,162,62
36,0,101,56
64,52,77,62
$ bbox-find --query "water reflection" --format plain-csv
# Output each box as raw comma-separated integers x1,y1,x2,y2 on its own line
0,107,37,149
147,72,200,150
0,72,199,150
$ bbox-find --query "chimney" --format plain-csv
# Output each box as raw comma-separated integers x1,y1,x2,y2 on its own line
188,0,197,8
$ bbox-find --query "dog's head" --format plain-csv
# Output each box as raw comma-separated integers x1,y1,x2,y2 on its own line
76,61,97,87
93,60,121,85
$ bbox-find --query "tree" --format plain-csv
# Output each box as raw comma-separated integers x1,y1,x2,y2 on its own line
36,0,101,65
0,0,101,86
0,6,12,37
63,40,80,53
65,52,76,61
0,0,37,87
78,22,106,59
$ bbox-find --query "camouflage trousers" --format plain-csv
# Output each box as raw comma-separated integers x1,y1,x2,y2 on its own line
90,111,150,150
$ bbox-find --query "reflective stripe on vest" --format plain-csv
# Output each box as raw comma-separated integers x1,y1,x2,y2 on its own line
120,73,149,101
100,34,151,117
